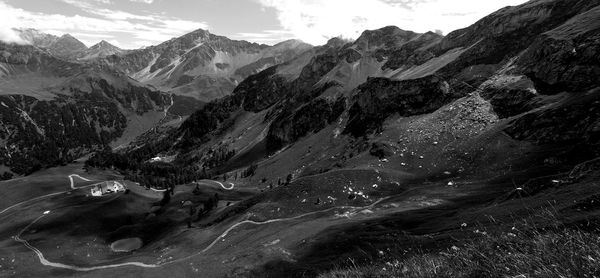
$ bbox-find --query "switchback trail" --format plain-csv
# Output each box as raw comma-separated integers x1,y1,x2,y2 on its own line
8,174,391,272
196,180,235,190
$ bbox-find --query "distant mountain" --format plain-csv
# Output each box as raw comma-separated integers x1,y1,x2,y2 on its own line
80,40,126,60
14,29,89,60
49,34,88,59
13,28,58,48
102,29,312,102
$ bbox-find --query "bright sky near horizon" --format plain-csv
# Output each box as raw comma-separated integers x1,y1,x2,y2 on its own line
0,0,528,49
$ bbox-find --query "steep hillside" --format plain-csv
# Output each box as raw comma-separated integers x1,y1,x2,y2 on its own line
0,42,171,176
101,29,312,102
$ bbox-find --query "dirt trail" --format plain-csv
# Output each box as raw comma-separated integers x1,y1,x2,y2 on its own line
196,180,235,190
6,174,426,273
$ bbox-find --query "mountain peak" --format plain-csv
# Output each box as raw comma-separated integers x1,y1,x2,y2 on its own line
13,28,59,48
355,25,418,50
184,28,212,40
190,28,210,35
59,33,77,40
92,40,119,49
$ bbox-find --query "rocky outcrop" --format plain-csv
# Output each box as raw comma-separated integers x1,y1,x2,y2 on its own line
353,26,419,51
479,75,542,118
515,6,600,94
344,75,454,136
504,87,600,156
430,0,600,95
267,97,345,150
500,4,600,149
381,31,442,70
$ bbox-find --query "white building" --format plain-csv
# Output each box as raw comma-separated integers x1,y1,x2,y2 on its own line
91,181,126,197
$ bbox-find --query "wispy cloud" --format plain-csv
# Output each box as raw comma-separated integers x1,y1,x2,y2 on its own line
0,2,28,44
0,0,207,49
254,0,528,45
233,29,296,45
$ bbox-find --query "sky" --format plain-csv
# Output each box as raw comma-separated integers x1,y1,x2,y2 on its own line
0,0,529,49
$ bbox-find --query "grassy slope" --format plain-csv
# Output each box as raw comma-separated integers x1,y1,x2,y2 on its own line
320,225,600,278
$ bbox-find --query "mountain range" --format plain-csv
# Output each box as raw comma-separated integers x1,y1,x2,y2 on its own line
107,0,600,183
0,0,599,276
0,27,312,176
100,29,312,102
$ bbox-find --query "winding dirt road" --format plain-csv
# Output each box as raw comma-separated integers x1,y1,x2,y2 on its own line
196,180,235,190
3,174,387,272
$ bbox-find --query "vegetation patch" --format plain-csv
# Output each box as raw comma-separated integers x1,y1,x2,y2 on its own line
320,213,600,278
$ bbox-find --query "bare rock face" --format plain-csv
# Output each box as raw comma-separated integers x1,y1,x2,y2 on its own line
505,87,600,152
515,6,600,93
500,4,600,153
267,97,345,150
429,0,600,95
344,76,454,137
479,75,542,118
353,26,419,51
381,31,442,70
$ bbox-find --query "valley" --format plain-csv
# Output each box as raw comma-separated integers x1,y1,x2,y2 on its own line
0,161,445,277
0,0,599,277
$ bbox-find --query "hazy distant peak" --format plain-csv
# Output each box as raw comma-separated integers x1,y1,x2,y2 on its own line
59,33,76,39
273,39,311,47
13,28,58,47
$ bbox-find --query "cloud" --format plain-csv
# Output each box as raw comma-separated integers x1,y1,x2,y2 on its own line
129,0,155,3
255,0,528,45
0,28,27,44
233,30,296,45
0,0,207,49
0,2,28,44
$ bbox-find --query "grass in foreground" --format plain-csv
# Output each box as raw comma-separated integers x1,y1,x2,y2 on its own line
319,218,600,278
